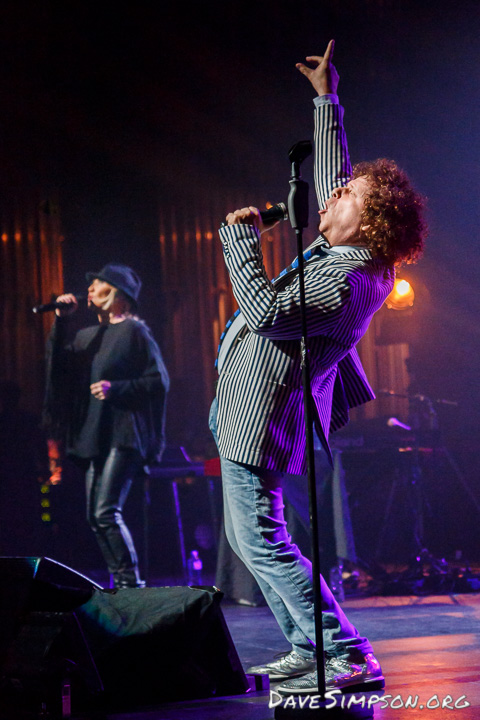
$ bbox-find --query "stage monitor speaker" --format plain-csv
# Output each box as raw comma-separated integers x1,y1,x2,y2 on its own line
0,557,102,717
0,557,249,713
0,556,101,659
75,584,249,709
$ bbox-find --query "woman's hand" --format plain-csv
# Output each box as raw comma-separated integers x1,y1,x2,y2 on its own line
55,293,79,317
90,380,112,400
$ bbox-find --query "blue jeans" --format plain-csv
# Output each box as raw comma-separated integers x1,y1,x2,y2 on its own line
209,398,372,660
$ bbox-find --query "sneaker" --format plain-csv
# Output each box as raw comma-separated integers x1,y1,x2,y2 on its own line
246,650,317,681
277,653,384,694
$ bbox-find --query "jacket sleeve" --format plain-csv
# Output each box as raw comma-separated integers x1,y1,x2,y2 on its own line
218,100,355,341
42,318,75,440
313,100,352,210
219,223,353,341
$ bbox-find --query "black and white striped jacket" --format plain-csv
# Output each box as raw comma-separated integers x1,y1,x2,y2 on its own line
215,101,395,474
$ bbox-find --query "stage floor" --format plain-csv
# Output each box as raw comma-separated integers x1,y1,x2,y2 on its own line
100,591,480,720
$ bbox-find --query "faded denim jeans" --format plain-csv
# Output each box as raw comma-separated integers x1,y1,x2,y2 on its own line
209,398,372,660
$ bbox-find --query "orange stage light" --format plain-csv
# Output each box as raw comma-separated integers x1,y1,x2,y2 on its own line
385,278,415,310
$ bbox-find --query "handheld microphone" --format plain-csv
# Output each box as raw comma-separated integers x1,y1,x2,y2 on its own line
32,295,86,314
260,202,288,224
221,202,288,228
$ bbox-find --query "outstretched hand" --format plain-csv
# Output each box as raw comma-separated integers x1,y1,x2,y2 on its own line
296,39,339,96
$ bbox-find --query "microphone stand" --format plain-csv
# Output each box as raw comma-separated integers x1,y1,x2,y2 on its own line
286,140,327,699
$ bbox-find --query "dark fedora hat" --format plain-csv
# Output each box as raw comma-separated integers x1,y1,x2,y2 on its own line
86,263,142,308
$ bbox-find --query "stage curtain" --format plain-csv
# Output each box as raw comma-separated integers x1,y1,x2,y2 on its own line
0,195,64,411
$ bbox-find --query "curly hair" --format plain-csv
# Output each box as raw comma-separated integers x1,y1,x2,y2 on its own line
352,159,428,266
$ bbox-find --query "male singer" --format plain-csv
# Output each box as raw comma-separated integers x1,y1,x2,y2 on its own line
210,40,427,694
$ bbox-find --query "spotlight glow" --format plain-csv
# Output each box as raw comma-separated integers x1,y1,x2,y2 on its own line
395,280,411,296
386,278,415,309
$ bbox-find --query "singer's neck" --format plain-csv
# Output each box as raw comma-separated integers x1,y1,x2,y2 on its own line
98,311,129,325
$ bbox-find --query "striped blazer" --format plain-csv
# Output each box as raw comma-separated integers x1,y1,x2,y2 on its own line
215,101,395,475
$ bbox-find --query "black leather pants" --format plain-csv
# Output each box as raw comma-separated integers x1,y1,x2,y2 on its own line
85,448,144,588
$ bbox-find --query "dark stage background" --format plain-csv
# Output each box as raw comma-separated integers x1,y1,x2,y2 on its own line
0,1,479,576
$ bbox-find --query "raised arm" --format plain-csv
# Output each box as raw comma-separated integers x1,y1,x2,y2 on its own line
296,40,352,210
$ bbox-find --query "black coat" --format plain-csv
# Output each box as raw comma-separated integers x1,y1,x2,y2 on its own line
44,317,169,463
